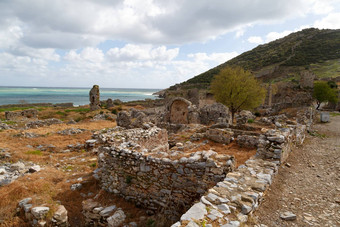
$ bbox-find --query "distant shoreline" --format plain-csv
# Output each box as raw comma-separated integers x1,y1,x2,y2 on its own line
0,87,161,106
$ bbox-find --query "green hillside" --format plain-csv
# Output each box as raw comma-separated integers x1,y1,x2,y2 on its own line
178,28,340,88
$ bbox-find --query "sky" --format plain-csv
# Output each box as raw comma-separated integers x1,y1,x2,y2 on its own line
0,0,339,89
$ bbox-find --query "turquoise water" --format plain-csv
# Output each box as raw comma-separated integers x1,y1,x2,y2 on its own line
0,87,160,106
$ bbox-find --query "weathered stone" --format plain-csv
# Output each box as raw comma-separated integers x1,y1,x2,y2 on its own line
99,205,116,217
117,111,131,128
180,202,207,221
205,128,233,144
31,207,49,219
89,85,100,111
52,205,68,226
217,204,231,214
320,112,330,123
221,221,240,227
107,209,126,227
200,103,230,125
107,98,114,108
18,198,32,208
82,199,99,212
280,211,297,221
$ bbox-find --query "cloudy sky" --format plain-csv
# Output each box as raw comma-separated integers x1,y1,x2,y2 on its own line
1,0,339,89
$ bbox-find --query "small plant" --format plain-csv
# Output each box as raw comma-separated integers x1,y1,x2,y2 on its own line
254,112,261,117
247,119,254,123
111,109,117,115
100,111,104,114
25,150,42,155
89,162,97,168
146,219,155,227
205,206,211,212
201,219,207,227
125,175,133,184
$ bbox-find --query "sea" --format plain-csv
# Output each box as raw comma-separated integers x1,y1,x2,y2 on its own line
0,86,161,106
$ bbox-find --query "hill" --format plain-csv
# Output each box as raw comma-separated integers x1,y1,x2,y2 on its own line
174,28,340,90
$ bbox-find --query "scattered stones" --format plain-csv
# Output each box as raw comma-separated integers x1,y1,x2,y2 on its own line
58,128,85,135
0,162,41,186
82,199,125,226
70,183,82,191
26,118,63,129
18,199,68,227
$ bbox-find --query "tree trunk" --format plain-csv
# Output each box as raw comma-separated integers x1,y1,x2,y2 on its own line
316,102,320,110
231,111,235,125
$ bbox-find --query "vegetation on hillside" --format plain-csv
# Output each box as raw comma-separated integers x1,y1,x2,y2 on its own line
181,28,340,88
210,66,265,122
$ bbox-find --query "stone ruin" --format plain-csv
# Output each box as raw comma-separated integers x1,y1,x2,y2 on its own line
89,85,100,110
89,96,312,226
5,109,38,120
93,126,235,222
116,97,231,130
299,70,315,89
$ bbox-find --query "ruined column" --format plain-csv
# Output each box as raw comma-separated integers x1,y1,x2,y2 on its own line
89,85,100,111
267,84,272,107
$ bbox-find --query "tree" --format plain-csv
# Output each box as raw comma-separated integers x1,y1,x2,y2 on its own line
313,81,338,109
211,66,266,123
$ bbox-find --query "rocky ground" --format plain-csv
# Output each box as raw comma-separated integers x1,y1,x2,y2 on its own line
254,114,340,227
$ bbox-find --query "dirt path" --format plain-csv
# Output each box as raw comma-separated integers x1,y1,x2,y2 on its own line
254,115,340,227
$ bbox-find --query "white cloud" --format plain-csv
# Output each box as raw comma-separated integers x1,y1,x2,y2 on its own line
0,0,332,48
314,12,340,29
106,44,179,62
247,36,264,44
265,30,293,42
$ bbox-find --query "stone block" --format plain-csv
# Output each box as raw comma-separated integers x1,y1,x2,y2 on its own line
320,112,330,123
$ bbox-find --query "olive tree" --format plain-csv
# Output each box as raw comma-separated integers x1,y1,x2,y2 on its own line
313,81,338,110
211,66,266,123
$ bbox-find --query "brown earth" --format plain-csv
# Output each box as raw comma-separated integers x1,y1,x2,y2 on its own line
253,114,340,227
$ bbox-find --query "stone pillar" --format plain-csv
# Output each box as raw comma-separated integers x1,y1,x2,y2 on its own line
265,84,272,107
89,85,100,110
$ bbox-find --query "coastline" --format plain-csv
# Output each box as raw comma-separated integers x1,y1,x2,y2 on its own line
0,86,161,106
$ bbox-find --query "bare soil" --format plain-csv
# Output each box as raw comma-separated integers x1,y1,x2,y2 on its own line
253,115,340,227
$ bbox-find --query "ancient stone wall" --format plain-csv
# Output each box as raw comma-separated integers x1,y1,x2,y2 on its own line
5,109,38,120
173,122,308,226
94,127,235,221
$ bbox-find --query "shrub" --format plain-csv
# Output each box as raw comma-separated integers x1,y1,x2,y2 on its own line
25,150,42,155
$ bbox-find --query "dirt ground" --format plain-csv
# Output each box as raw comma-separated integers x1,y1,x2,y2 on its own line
253,115,340,227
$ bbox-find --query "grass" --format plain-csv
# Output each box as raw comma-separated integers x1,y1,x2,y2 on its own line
0,107,45,112
3,121,17,125
330,112,340,117
311,59,340,79
25,150,43,155
65,108,90,113
309,131,327,138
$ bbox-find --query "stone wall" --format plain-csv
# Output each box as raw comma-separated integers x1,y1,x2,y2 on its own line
94,127,235,221
5,109,38,120
173,122,308,226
